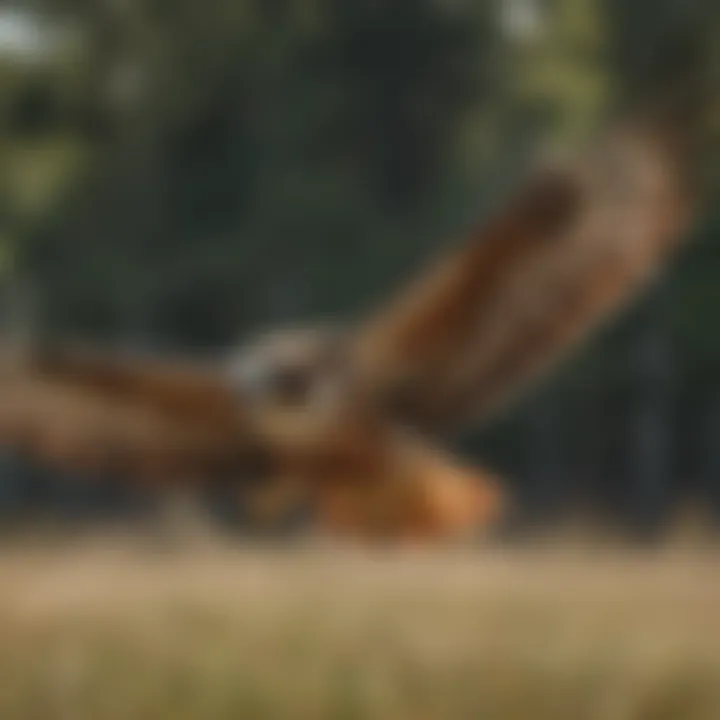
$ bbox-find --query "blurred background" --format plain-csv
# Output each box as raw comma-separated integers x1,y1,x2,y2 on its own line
0,0,718,538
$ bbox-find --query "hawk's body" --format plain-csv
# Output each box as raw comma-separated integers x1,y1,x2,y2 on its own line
0,118,697,542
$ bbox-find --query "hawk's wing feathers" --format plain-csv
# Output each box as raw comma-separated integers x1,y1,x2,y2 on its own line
355,124,690,433
0,344,250,482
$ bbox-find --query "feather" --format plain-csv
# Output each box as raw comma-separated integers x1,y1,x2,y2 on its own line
354,123,690,434
0,343,251,483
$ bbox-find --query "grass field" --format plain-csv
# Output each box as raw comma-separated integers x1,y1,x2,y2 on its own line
1,537,719,719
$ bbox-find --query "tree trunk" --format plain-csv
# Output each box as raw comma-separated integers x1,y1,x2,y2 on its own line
631,288,674,533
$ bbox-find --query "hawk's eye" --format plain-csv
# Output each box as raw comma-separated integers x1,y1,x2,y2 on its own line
272,366,312,405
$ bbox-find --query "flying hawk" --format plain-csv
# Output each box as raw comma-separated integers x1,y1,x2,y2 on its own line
0,117,693,542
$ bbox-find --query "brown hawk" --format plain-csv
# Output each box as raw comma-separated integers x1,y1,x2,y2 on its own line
0,116,694,543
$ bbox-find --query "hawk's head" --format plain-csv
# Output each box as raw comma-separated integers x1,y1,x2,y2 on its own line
228,325,373,455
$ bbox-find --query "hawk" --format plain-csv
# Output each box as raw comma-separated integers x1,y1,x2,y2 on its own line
0,116,694,542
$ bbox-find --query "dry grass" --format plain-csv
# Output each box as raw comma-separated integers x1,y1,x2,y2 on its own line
1,537,719,719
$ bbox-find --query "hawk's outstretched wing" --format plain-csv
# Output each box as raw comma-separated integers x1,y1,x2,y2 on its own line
354,123,690,434
0,343,251,484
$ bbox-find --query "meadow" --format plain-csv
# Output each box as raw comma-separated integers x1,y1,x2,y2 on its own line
1,535,719,719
